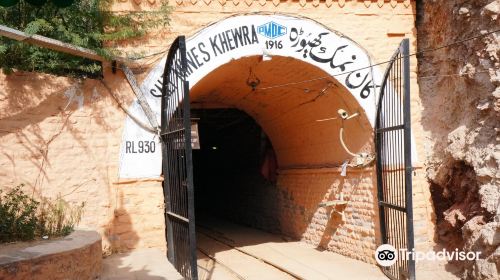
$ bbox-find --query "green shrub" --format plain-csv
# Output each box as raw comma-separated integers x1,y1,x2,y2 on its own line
0,0,171,77
0,184,85,243
0,185,39,242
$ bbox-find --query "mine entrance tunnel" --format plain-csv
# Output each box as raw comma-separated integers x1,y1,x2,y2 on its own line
157,34,420,278
187,55,379,274
189,55,374,170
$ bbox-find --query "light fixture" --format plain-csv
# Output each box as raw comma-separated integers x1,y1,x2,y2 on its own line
246,68,261,91
338,109,359,120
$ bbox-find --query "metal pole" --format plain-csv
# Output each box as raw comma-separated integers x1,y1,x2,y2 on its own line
402,38,416,280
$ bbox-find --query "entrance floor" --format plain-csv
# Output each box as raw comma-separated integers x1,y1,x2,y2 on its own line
195,216,386,280
101,218,461,280
102,217,386,279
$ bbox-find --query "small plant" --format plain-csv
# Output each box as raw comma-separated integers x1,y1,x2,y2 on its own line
37,195,85,237
0,184,85,243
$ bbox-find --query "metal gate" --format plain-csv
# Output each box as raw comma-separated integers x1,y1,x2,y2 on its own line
161,36,198,280
375,38,415,280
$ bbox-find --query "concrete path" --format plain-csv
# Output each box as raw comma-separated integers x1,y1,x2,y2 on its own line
101,248,183,280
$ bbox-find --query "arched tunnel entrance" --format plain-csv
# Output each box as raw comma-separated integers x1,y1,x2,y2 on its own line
187,55,380,278
147,13,420,280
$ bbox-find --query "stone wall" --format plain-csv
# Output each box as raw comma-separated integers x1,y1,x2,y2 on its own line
105,179,166,253
0,71,167,255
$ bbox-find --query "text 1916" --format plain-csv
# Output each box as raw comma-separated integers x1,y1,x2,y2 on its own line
265,40,283,49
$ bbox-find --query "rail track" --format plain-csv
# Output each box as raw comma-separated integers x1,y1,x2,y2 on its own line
196,228,302,280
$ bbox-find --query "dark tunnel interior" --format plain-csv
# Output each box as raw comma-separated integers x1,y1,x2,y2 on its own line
192,108,282,233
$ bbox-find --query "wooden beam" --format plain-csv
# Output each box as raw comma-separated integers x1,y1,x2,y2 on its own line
0,24,134,65
121,64,160,132
1,24,159,132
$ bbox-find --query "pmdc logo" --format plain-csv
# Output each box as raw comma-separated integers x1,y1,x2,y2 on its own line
375,244,397,267
257,21,287,39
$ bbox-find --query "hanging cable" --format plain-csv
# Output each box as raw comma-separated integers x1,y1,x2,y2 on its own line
339,121,357,157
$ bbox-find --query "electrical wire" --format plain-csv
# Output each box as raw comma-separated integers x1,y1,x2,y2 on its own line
4,19,499,144
339,121,357,157
418,69,496,80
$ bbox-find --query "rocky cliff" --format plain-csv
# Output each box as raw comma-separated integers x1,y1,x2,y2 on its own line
417,1,499,279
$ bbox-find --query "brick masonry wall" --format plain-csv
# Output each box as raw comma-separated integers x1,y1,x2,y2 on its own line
276,168,380,264
105,179,166,252
0,0,435,263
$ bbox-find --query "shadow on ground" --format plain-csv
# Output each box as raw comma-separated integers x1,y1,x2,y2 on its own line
101,248,183,280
